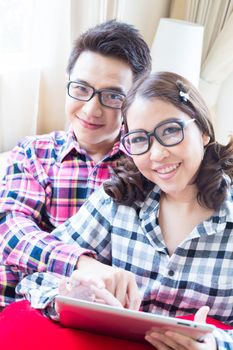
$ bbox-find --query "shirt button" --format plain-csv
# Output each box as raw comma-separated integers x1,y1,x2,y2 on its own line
168,270,175,277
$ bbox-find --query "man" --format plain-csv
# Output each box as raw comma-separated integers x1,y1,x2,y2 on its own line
0,19,151,307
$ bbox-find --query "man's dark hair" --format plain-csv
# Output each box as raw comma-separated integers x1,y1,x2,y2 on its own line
67,20,151,80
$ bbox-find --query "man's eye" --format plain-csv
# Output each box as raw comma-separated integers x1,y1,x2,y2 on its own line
107,93,124,101
74,85,89,94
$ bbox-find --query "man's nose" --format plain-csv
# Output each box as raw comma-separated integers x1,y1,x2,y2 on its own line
82,94,102,117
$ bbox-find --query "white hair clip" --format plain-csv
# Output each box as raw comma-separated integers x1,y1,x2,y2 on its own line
179,90,189,102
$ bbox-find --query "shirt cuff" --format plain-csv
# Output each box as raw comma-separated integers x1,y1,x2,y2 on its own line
47,244,96,276
213,328,233,350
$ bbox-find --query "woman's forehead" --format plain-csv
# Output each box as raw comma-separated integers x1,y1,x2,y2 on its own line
126,97,188,127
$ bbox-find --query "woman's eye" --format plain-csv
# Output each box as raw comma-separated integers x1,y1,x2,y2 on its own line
163,127,181,136
131,135,147,144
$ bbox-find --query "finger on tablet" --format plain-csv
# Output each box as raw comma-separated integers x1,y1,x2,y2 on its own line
126,278,141,310
58,278,71,295
91,286,123,308
70,271,105,289
114,277,128,307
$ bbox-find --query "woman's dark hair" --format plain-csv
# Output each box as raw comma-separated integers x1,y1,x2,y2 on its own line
67,20,151,80
104,71,233,210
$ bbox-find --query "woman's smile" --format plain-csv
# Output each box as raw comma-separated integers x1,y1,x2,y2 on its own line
153,162,181,180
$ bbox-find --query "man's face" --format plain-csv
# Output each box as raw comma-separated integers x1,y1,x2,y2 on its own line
66,51,133,158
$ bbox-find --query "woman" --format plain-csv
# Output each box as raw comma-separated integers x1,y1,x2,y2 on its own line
16,72,233,350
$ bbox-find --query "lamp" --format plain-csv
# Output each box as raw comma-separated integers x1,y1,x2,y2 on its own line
151,18,204,87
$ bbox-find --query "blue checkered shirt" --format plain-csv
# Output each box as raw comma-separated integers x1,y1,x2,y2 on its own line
16,185,233,349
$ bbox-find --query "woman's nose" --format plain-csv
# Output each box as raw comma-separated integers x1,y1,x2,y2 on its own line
149,138,169,161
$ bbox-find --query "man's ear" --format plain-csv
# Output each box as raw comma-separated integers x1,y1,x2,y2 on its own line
203,134,210,146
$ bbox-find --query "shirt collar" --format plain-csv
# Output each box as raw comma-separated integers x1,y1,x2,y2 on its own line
58,125,125,162
138,186,233,233
57,126,81,162
215,186,233,223
139,185,161,220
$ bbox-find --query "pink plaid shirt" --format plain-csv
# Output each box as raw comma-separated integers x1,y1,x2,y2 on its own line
0,127,124,306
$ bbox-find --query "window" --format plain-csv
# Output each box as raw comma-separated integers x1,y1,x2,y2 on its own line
0,0,34,69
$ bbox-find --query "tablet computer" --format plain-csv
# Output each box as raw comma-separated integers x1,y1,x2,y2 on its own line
55,295,215,343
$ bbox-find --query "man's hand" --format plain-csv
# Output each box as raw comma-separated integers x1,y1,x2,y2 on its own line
75,255,141,310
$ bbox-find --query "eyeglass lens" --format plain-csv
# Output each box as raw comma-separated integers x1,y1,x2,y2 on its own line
68,82,124,108
123,121,186,155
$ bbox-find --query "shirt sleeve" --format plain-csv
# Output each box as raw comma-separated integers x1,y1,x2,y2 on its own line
15,188,114,314
213,328,233,350
0,143,94,290
15,272,61,320
50,186,113,264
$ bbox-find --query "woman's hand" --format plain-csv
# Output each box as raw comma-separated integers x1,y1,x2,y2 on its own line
76,255,141,310
145,306,217,350
57,270,123,308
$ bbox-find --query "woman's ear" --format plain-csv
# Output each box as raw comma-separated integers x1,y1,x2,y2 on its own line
202,134,210,146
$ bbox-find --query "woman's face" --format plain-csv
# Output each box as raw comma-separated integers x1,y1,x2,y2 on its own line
126,97,210,198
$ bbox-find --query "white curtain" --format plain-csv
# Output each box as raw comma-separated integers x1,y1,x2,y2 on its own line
0,0,71,152
184,0,233,61
32,0,70,134
200,12,233,142
170,0,233,62
200,11,233,110
170,0,233,142
0,67,40,151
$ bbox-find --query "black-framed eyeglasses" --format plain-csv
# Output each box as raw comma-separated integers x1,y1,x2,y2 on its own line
122,119,196,155
67,81,126,109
